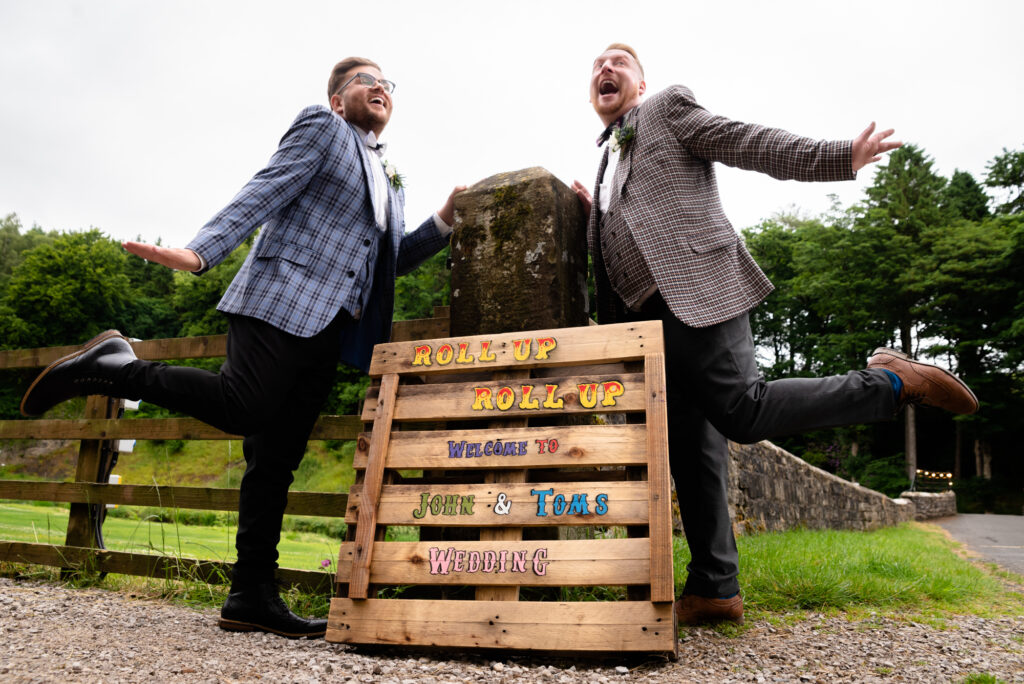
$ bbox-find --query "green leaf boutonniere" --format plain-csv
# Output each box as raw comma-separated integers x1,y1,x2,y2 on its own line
383,160,404,190
609,123,636,157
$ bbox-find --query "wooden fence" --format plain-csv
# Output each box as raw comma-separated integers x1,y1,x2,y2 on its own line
0,310,450,592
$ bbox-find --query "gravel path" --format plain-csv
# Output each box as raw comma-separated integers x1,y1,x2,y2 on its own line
1,577,1021,683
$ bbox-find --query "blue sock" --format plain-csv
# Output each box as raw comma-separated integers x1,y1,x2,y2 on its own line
882,369,902,401
719,592,738,599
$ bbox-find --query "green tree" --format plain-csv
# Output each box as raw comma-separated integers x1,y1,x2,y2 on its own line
941,170,990,222
747,208,889,473
2,229,130,348
393,245,450,321
984,146,1024,215
914,216,1020,480
855,144,950,481
170,239,253,337
0,213,57,293
120,236,179,340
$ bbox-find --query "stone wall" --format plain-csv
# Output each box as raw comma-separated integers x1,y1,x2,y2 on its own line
726,440,916,534
898,490,958,520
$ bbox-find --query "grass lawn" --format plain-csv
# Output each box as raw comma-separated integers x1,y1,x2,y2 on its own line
0,501,341,575
2,501,1021,626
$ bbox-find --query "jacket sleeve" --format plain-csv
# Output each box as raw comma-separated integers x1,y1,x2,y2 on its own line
185,106,339,271
655,85,855,183
395,214,449,277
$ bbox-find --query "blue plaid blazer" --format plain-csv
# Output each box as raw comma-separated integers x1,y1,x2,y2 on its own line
186,105,448,371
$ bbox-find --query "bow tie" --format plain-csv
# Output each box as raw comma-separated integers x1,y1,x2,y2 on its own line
596,116,625,147
364,131,387,157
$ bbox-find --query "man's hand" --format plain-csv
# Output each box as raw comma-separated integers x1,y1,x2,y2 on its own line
123,241,203,272
437,185,467,226
852,122,902,172
572,180,593,217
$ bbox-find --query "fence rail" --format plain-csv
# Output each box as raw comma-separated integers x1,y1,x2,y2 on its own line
0,311,449,591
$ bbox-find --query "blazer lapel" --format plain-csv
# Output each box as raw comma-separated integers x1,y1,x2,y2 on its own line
616,107,639,187
387,185,404,251
347,121,380,218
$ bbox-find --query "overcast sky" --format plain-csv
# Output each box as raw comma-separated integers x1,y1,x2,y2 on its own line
1,1,1021,248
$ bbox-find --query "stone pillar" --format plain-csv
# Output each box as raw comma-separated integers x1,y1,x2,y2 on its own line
448,167,591,566
450,167,589,335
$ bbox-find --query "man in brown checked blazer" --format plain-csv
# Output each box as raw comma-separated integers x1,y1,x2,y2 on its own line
573,44,978,626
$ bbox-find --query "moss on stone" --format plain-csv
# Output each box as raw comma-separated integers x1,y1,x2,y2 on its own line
488,185,532,256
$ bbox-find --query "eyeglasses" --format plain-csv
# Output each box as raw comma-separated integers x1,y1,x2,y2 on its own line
337,72,396,95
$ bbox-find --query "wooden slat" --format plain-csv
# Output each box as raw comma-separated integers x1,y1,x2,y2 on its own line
354,424,646,470
346,481,647,527
0,335,229,369
0,542,333,592
0,415,362,441
130,335,228,361
369,320,664,376
644,351,674,603
0,481,347,516
327,599,676,654
337,538,650,586
361,373,644,422
390,316,451,344
347,373,399,599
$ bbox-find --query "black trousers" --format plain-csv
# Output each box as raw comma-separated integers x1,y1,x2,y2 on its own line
624,293,894,597
120,311,349,585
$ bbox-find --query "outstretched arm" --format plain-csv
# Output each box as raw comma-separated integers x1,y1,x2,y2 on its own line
123,241,202,272
851,122,903,172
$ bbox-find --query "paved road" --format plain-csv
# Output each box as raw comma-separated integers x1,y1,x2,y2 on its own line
934,513,1024,576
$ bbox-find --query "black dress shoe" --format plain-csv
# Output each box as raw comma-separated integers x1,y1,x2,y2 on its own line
218,582,327,639
20,330,136,417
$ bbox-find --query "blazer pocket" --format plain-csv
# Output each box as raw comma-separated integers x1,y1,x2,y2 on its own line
688,230,738,254
255,241,315,266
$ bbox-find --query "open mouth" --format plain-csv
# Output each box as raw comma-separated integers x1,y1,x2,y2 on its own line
369,96,385,107
599,80,619,96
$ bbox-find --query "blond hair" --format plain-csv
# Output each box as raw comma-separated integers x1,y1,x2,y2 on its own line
604,43,644,77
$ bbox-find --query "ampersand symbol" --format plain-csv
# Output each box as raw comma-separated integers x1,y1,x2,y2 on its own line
493,492,511,515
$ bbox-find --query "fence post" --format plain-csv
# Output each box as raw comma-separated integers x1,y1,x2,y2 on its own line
63,395,122,557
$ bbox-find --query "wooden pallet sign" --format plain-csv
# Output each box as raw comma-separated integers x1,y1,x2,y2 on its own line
328,321,677,657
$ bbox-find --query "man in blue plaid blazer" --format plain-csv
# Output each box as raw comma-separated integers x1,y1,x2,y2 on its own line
21,57,461,638
573,44,978,628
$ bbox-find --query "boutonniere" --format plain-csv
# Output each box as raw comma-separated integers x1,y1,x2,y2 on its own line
383,160,404,190
609,123,636,157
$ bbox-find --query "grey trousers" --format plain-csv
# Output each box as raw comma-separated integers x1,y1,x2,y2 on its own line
624,292,895,598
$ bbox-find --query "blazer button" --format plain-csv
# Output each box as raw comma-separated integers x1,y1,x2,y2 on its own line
347,270,356,278
363,239,371,247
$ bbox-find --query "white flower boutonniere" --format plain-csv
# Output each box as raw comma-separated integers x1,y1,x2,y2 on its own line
382,160,404,190
609,123,636,158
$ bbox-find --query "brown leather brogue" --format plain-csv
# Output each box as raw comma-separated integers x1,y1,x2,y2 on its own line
866,348,979,415
675,594,744,626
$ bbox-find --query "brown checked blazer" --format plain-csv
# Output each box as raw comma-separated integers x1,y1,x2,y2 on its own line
588,85,855,327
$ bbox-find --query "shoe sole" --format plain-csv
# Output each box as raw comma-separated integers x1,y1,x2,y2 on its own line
19,329,128,417
869,347,979,413
217,617,326,639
